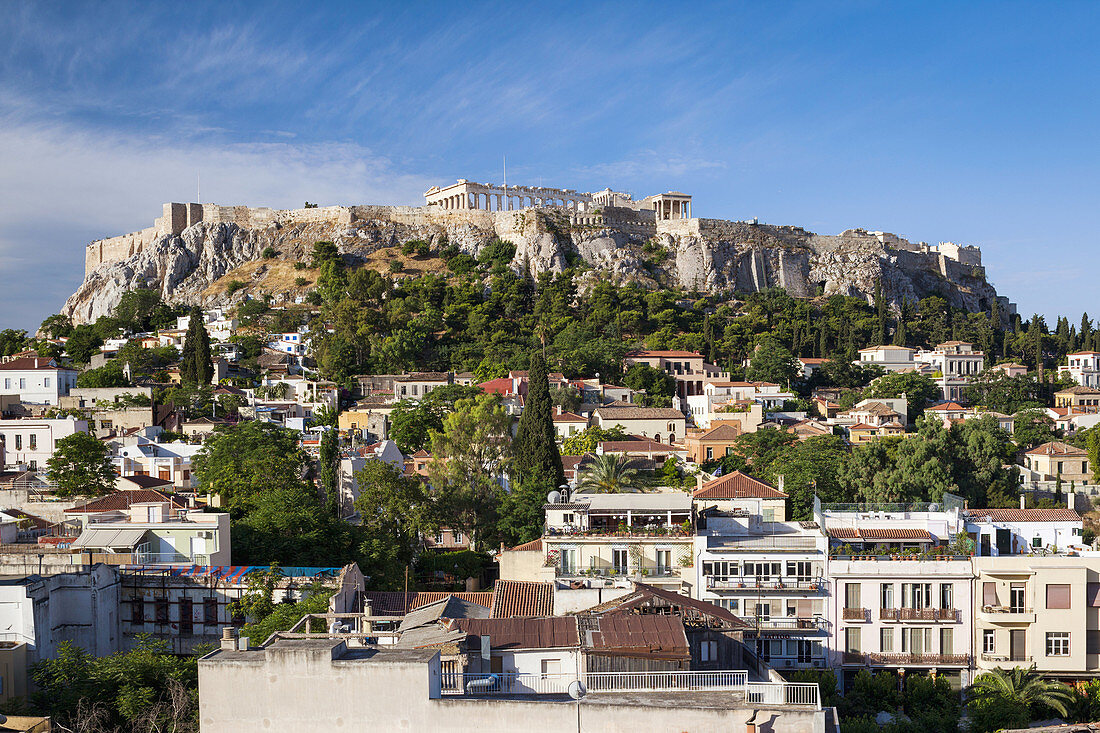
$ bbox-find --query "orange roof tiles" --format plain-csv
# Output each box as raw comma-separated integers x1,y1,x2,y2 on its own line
489,579,554,618
508,538,543,552
828,528,934,541
1024,441,1088,457
965,508,1081,522
65,489,187,514
694,471,787,499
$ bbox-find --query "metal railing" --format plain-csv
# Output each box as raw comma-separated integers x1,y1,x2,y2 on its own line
880,608,958,622
585,670,747,692
707,576,826,591
842,607,868,621
738,616,827,632
980,653,1032,663
703,536,820,550
440,670,820,708
846,652,971,666
747,682,820,708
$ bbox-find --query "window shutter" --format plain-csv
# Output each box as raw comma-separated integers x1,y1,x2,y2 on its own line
1047,584,1071,610
1088,583,1100,607
983,582,997,607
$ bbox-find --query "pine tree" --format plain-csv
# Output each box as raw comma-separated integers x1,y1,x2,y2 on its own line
512,351,565,488
180,306,214,386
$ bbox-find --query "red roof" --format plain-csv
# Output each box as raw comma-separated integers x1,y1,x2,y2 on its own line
694,471,787,499
478,377,519,396
65,489,187,513
0,356,73,371
829,528,934,541
588,613,689,657
453,617,579,650
1024,441,1088,457
553,411,587,423
599,439,676,453
489,579,554,618
508,538,543,552
626,350,703,358
965,508,1081,523
926,402,966,412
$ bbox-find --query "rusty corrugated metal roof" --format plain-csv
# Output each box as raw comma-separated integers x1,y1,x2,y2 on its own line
490,579,554,618
587,613,689,657
362,591,494,616
453,617,580,650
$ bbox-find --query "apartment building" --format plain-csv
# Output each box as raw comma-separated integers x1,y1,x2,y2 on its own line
113,439,202,490
1023,441,1091,485
623,350,729,400
855,345,917,372
0,356,78,405
0,418,89,471
915,341,986,402
1060,351,1100,389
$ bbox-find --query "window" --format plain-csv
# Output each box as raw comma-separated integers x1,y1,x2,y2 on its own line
612,548,627,574
453,531,463,543
18,379,25,389
1047,584,1072,609
434,532,444,545
762,508,775,522
845,583,861,609
563,513,574,525
1032,536,1043,548
880,628,894,653
179,599,193,635
983,630,995,654
13,435,20,451
901,628,932,654
845,627,861,653
706,447,713,460
744,562,780,579
540,659,560,678
656,550,671,574
155,599,169,624
43,378,49,388
560,548,577,575
203,598,218,625
28,434,35,450
1046,632,1070,657
131,599,145,624
1089,630,1100,655
2,379,8,390
940,583,953,609
1011,583,1026,613
700,640,718,662
941,628,954,656
901,583,932,609
880,583,894,609
786,561,812,581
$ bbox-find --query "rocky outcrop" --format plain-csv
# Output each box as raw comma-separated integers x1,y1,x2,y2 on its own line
62,206,1014,324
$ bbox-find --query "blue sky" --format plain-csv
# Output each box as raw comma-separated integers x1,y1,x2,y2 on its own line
1,1,1098,331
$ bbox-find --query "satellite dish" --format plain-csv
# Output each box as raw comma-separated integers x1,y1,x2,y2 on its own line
548,491,562,504
567,680,587,700
929,503,940,512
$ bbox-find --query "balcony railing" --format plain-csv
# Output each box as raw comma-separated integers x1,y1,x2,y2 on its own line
879,608,958,622
845,653,971,666
545,526,692,539
843,607,869,622
707,576,826,592
703,536,820,551
440,671,820,709
980,653,1032,663
738,616,827,632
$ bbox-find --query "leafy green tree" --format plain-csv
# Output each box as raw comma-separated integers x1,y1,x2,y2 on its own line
114,289,180,333
623,363,676,407
764,435,849,520
76,360,129,388
179,307,213,386
354,460,435,588
576,453,642,494
863,371,937,419
233,566,335,644
550,385,582,413
815,358,884,390
46,431,116,497
561,425,628,455
38,313,73,339
428,394,513,545
1014,407,1058,449
64,325,103,364
746,335,799,386
193,421,311,511
967,665,1075,733
512,351,565,488
964,370,1043,413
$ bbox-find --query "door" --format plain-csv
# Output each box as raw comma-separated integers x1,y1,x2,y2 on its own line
996,528,1012,555
1010,630,1026,661
980,534,991,556
612,549,627,574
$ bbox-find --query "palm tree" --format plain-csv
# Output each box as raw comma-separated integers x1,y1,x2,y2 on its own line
576,453,642,494
967,665,1075,718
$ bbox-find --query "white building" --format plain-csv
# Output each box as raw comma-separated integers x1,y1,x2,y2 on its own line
113,439,202,490
0,418,89,471
591,405,686,445
176,309,239,342
0,357,78,405
268,332,309,356
915,341,986,402
963,507,1086,556
1060,351,1100,389
855,346,917,373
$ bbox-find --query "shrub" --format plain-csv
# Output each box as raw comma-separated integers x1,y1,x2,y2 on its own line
294,261,308,271
262,246,277,259
388,260,404,274
416,241,431,257
294,277,308,287
446,253,477,274
305,291,322,306
401,241,418,256
226,280,246,295
477,239,516,267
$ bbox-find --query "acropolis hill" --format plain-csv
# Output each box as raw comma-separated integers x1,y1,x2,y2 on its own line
64,179,1014,324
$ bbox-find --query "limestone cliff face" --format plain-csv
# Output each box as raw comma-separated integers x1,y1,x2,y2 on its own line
62,205,1013,324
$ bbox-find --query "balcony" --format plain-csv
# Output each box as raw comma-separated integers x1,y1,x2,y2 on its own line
545,526,693,540
706,576,827,593
738,616,828,633
845,653,971,667
842,607,869,622
440,670,821,709
980,653,1032,663
978,606,1036,624
879,608,958,622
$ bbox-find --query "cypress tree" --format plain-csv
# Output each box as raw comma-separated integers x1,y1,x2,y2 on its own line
319,427,340,516
180,306,214,386
512,351,566,488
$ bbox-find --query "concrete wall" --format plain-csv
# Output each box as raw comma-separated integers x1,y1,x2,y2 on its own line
198,642,826,733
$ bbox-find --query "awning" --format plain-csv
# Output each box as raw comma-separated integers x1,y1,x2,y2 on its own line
70,527,147,550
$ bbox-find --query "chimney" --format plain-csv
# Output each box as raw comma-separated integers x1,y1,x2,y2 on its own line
696,473,705,492
1020,494,1027,510
238,636,250,651
220,626,237,651
777,475,785,494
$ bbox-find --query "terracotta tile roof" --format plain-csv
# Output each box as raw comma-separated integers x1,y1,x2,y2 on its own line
626,350,703,358
1067,351,1100,356
65,489,187,513
697,424,742,441
964,508,1081,523
1024,441,1088,457
694,471,786,499
1055,385,1100,395
508,538,543,552
453,617,580,650
599,439,676,453
595,405,685,420
828,527,934,541
552,411,587,422
858,345,914,352
0,356,73,371
587,614,689,657
926,402,967,412
361,591,495,616
411,449,431,458
798,358,828,365
489,579,554,618
855,402,901,416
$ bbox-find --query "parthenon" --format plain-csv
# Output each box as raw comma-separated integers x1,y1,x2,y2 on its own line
423,179,692,219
